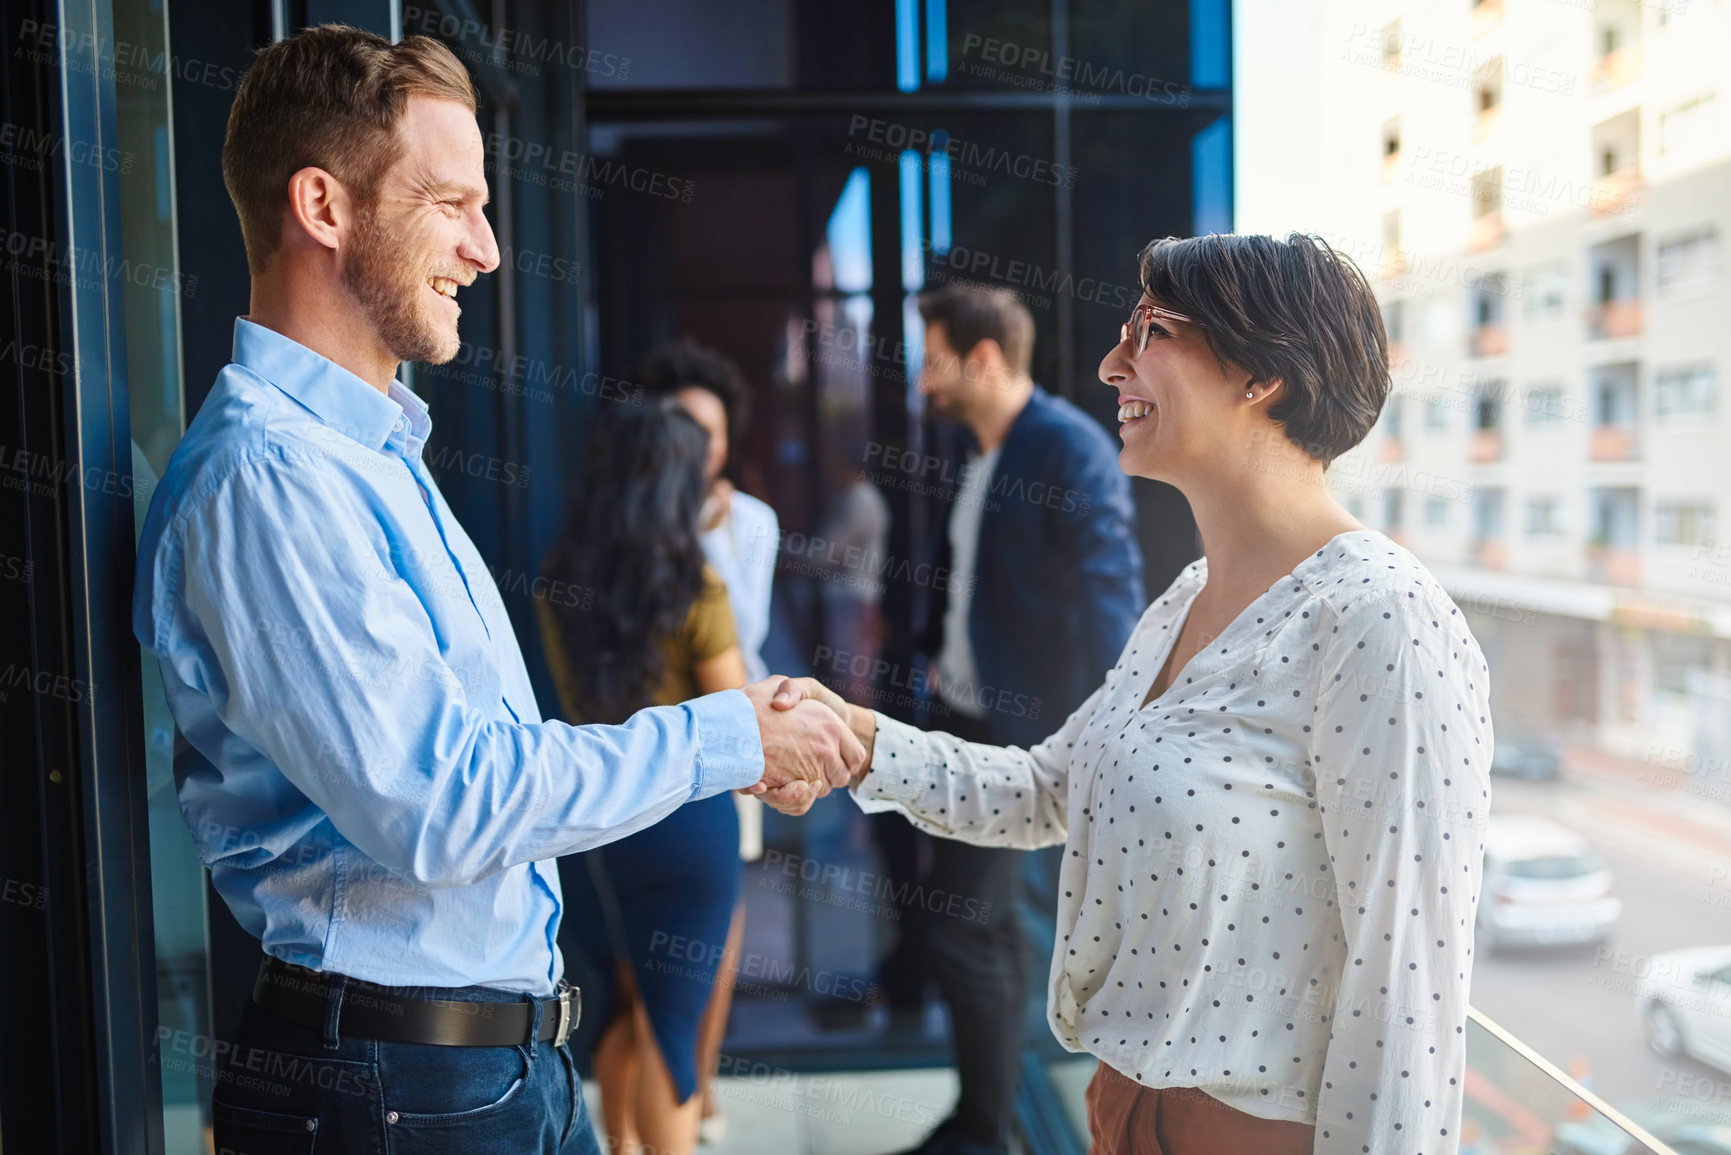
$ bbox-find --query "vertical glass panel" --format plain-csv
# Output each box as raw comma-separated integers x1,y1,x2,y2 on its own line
925,0,949,83
899,149,925,291
113,0,202,1147
1064,0,1190,103
896,0,920,91
929,143,952,257
826,168,873,293
1192,115,1232,235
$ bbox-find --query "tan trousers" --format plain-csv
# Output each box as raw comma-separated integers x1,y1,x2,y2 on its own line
1085,1061,1317,1155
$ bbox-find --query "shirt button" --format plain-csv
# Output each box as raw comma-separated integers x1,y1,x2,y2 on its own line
386,1111,399,1124
305,1119,316,1131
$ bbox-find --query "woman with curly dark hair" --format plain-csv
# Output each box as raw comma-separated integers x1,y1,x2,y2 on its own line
536,395,748,1155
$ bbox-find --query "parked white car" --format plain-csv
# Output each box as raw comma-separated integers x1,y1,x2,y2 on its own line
1639,945,1731,1073
1477,816,1621,951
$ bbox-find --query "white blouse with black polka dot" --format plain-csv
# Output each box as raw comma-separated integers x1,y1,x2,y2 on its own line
854,530,1493,1155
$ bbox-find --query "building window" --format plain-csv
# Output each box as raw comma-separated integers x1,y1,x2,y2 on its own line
1525,496,1567,538
1657,227,1719,292
1473,488,1506,541
1475,380,1505,430
1381,21,1401,69
1425,495,1450,528
1655,500,1715,548
1475,59,1503,115
1524,264,1567,318
1655,365,1716,419
1383,395,1404,438
1524,385,1569,429
1425,396,1451,432
1382,298,1406,344
1471,167,1503,218
1384,488,1405,531
1659,94,1721,163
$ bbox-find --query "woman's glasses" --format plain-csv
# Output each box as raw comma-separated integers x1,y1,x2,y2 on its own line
1120,303,1194,359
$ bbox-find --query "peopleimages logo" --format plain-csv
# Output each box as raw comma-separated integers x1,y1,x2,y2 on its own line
845,116,1078,189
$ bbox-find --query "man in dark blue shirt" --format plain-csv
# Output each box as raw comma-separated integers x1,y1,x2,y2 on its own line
874,285,1145,1155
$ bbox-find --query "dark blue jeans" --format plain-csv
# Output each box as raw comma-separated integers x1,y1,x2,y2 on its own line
210,973,601,1155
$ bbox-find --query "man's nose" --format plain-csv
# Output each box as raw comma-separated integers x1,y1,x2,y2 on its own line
464,210,501,274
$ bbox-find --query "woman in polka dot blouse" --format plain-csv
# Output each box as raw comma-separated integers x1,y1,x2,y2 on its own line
827,234,1493,1154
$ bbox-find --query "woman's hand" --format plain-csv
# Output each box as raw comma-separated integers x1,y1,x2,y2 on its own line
765,676,877,794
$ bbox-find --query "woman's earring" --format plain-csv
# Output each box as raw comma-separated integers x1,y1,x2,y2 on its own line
1246,391,1255,399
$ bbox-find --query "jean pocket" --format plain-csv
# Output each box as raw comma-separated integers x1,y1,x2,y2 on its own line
380,1041,531,1126
211,1100,319,1154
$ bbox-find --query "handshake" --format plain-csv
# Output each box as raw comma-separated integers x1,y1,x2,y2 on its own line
737,676,876,817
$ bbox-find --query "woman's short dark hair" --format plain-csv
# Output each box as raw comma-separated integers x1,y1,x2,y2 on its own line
1137,233,1388,465
630,339,752,449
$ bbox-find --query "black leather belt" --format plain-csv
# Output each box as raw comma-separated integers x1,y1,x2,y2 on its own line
252,957,579,1047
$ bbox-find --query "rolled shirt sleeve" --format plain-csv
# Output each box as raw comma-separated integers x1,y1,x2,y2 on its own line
1307,587,1493,1154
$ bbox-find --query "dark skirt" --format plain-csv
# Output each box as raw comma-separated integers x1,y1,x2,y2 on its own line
556,792,741,1102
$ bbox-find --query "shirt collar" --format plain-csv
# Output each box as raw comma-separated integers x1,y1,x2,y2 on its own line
231,317,431,452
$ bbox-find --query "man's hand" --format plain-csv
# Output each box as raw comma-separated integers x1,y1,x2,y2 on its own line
740,678,867,816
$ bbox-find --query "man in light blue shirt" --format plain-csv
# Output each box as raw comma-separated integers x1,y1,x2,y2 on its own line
133,26,856,1155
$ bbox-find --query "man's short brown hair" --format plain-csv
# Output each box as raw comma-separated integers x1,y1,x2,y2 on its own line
222,24,476,274
917,283,1035,377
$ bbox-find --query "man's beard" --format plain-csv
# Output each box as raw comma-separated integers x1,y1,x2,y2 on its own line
343,201,459,365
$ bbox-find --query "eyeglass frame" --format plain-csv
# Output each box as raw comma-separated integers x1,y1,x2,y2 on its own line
1120,302,1195,359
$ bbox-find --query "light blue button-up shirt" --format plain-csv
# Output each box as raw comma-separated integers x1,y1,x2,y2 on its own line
133,319,765,994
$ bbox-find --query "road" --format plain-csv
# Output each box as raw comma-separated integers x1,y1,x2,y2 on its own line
1471,758,1731,1118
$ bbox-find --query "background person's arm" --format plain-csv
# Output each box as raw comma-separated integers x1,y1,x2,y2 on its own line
1050,440,1145,686
694,647,749,694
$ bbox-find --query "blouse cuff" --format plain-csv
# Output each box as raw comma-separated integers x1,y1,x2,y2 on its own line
851,712,934,814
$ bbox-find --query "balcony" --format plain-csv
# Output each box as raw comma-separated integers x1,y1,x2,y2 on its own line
1378,437,1404,463
1381,149,1401,183
1587,299,1643,340
1590,423,1640,461
1586,544,1641,585
1470,429,1504,463
1469,0,1503,38
1589,45,1642,91
1471,323,1508,358
1474,539,1508,569
1591,166,1643,217
1473,105,1501,143
1469,211,1505,252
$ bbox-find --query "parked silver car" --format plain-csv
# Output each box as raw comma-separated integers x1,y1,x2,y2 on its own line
1639,945,1731,1074
1477,816,1621,951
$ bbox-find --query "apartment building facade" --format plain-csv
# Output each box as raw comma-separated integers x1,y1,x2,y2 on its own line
1311,0,1731,766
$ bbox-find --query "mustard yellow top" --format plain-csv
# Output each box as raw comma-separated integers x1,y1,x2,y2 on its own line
536,564,738,721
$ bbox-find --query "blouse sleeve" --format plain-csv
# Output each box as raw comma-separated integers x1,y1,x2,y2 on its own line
686,565,740,663
850,680,1108,850
1307,587,1493,1155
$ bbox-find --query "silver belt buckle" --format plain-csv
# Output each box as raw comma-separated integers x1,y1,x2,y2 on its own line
553,981,577,1047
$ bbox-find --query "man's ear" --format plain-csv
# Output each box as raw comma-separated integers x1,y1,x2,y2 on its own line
284,166,351,254
964,337,1005,382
